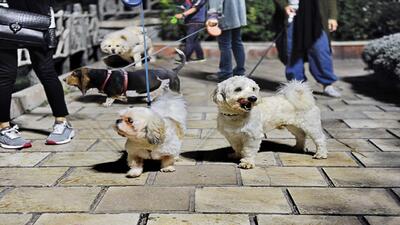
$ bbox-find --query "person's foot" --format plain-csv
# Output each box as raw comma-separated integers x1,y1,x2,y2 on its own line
323,85,341,98
0,125,32,149
46,121,75,145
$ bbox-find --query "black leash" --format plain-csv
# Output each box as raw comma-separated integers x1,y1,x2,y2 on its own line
247,29,285,77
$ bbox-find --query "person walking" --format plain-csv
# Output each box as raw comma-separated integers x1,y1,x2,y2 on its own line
0,0,74,149
206,0,247,81
175,0,207,63
274,0,341,97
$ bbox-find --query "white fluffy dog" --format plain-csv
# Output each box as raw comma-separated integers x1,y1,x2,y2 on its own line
101,26,154,67
114,91,187,177
213,76,327,169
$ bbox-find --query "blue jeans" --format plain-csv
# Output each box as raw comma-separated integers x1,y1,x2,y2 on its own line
185,23,204,60
286,23,337,85
217,27,246,78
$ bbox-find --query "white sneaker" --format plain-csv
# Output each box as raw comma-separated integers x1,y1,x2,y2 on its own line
324,85,341,98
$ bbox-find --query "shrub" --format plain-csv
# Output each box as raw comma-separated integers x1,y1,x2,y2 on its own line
362,33,400,81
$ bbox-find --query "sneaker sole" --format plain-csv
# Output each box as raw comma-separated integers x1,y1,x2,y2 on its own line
46,130,75,145
0,142,32,149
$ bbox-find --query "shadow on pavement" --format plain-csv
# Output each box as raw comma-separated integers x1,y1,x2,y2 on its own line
181,140,312,163
92,151,164,174
342,73,400,106
76,94,147,105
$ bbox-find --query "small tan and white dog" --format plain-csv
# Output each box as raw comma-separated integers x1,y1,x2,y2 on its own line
101,26,154,68
114,91,187,177
213,76,327,169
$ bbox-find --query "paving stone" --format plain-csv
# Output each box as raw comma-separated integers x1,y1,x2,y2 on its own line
326,128,394,139
0,214,32,225
182,139,230,151
370,139,400,151
364,111,400,120
344,119,400,129
185,129,202,139
241,167,327,187
289,188,400,215
76,128,121,139
389,129,400,138
255,152,278,166
321,120,349,128
0,187,100,212
35,213,140,225
147,214,250,225
200,129,225,139
89,139,126,151
187,113,203,120
59,167,147,186
353,152,400,167
25,139,96,152
336,139,378,152
70,121,113,129
393,188,400,197
188,106,218,113
379,105,400,112
0,153,50,167
321,111,368,120
343,99,385,105
41,152,122,167
365,216,400,225
96,187,192,212
195,187,291,213
0,167,68,186
153,165,237,186
324,168,400,187
18,130,48,140
257,215,361,225
205,113,217,120
279,152,358,167
187,120,217,129
329,105,381,112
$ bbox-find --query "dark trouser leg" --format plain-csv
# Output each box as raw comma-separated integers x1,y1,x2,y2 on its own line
184,24,204,60
28,47,69,117
192,24,204,59
285,23,307,81
217,29,233,78
308,31,338,85
0,49,18,123
231,27,246,75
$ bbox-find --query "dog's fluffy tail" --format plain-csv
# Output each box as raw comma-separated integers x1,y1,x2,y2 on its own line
151,90,187,126
278,80,315,111
172,48,186,73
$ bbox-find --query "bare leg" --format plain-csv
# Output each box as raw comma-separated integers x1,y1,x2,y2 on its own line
160,155,175,172
126,155,144,177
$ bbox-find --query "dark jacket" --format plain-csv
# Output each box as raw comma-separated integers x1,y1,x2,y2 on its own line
273,0,338,64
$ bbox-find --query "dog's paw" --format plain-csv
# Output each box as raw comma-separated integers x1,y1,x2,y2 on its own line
313,151,328,159
126,168,143,178
102,98,115,107
160,166,176,173
238,159,255,169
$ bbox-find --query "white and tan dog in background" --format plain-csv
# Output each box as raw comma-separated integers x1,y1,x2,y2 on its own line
101,26,154,68
114,91,187,177
213,76,327,169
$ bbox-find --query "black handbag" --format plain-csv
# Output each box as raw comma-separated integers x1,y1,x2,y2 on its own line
0,6,57,48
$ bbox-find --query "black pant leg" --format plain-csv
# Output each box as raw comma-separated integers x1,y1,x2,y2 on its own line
28,47,69,117
0,49,18,122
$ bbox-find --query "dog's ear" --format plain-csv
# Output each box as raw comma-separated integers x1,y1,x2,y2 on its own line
120,35,128,41
79,68,91,95
211,85,225,104
145,117,165,145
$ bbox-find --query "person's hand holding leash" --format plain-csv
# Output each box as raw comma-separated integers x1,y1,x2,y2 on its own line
206,18,221,36
328,19,338,32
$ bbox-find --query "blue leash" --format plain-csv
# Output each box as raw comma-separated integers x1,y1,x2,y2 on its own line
122,0,152,105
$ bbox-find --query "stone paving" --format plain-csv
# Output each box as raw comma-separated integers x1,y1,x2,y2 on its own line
1,59,400,225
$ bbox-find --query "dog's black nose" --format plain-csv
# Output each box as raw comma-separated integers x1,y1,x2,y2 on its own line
111,49,116,54
116,119,122,125
248,96,258,102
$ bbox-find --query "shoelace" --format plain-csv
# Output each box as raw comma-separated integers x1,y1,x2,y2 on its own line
1,125,21,139
52,122,67,135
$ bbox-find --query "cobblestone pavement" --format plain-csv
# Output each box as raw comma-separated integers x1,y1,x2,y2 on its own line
1,59,399,225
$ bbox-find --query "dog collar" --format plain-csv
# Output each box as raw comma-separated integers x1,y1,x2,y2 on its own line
221,112,240,117
119,69,128,95
100,70,112,93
